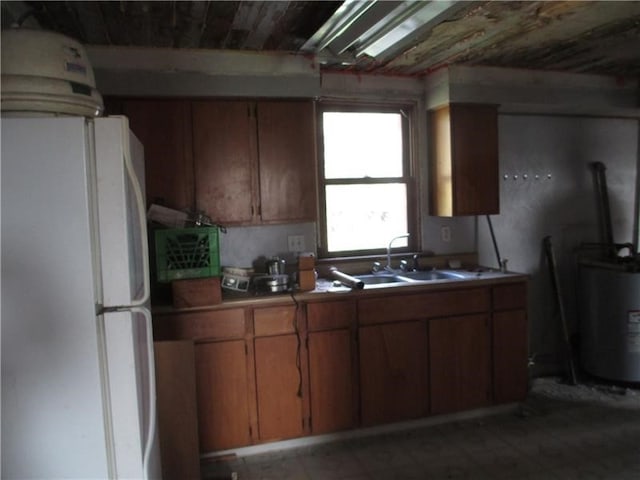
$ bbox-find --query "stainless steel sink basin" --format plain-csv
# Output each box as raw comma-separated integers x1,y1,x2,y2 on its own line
344,268,510,289
354,274,406,285
396,270,466,281
355,270,464,286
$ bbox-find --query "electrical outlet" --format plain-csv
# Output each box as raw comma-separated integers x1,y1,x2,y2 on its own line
287,234,306,252
441,226,451,243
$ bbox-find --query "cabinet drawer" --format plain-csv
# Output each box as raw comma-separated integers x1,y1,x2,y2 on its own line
307,301,355,331
492,282,527,311
358,288,489,326
254,306,297,336
154,309,245,341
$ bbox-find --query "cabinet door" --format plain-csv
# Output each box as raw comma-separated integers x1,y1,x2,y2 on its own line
308,329,354,434
429,104,498,216
192,100,257,224
123,100,193,210
154,341,201,480
254,335,305,441
493,310,528,403
359,321,428,426
429,314,491,414
450,104,498,215
257,101,317,222
195,340,252,451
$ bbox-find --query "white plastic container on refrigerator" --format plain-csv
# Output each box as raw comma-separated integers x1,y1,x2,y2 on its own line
1,115,162,479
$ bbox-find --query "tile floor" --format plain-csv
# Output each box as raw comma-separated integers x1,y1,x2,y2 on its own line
202,377,640,479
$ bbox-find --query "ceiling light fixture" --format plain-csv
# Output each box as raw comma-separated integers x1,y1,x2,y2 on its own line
303,0,464,64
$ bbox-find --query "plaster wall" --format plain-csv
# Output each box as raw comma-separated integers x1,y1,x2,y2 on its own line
90,51,475,265
89,49,638,282
478,114,640,374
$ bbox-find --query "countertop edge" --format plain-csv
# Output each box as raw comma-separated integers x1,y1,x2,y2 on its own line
152,273,529,316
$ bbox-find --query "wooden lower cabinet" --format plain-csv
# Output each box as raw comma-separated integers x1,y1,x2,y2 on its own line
306,300,356,435
194,340,252,451
492,282,529,403
308,329,354,434
254,334,305,441
359,321,429,426
493,310,528,402
154,341,201,480
154,280,529,452
429,314,491,414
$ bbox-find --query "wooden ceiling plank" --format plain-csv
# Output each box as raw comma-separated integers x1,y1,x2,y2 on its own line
389,2,545,73
172,1,208,49
4,0,639,78
72,1,109,45
385,0,640,77
243,1,290,50
264,1,342,51
96,1,135,46
197,0,212,48
199,1,239,48
222,1,255,49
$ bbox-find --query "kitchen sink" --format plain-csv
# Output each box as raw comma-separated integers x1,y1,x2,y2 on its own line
354,274,406,285
355,270,465,286
355,269,509,288
334,267,513,290
396,270,466,281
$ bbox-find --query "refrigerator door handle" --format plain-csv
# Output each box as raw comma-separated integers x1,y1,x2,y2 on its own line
122,120,150,307
132,306,157,480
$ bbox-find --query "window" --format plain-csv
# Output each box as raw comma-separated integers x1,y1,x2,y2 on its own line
318,104,416,257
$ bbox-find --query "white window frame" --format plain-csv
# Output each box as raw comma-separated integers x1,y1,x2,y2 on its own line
317,102,418,258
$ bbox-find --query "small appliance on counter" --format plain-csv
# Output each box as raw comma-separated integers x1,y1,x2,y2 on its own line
252,274,290,293
252,256,290,294
297,252,317,291
266,256,286,275
221,267,254,293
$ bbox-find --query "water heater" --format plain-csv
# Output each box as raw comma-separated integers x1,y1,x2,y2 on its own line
1,28,103,117
579,264,640,383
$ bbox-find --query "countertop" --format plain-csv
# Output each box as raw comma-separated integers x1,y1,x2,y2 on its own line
152,268,529,316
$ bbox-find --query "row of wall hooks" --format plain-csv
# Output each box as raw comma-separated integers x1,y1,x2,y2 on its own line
503,173,553,180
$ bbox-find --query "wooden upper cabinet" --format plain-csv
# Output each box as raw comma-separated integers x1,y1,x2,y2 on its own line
192,100,257,224
191,99,317,226
123,100,194,210
429,103,499,216
257,101,317,223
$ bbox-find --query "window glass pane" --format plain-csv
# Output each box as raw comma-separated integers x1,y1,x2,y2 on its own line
325,184,408,252
323,112,403,179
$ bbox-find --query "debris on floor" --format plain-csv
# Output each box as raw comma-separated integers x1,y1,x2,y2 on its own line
200,376,640,479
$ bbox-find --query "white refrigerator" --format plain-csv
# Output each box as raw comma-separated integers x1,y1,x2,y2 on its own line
1,115,162,479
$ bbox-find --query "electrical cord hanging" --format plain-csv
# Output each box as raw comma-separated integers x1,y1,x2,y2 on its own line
290,291,303,398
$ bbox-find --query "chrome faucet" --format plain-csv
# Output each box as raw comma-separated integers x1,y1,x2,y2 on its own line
385,233,410,272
